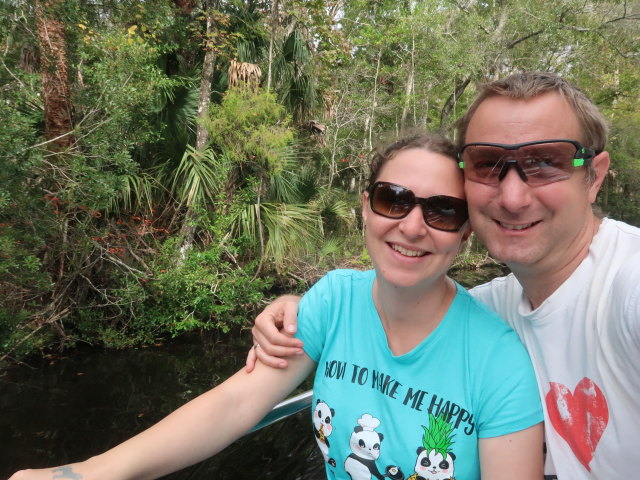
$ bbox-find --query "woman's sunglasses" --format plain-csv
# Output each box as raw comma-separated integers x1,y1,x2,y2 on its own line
368,182,468,232
458,139,596,186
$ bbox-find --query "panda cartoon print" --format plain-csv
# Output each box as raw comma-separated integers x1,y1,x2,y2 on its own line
313,399,337,467
408,413,456,480
409,448,456,480
344,414,402,480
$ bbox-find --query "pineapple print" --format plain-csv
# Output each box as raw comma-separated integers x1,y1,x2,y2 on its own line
408,412,456,480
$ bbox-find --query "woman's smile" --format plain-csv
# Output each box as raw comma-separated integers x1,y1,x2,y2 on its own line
389,242,429,258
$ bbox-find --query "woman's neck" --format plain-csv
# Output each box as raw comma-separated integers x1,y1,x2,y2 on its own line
372,276,456,356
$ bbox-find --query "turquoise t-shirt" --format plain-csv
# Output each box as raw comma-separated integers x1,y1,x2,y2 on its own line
296,269,542,480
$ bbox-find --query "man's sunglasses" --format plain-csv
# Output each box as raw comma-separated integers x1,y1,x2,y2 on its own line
458,139,596,186
368,182,468,232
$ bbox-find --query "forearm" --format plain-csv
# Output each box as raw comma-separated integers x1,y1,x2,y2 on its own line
91,377,263,480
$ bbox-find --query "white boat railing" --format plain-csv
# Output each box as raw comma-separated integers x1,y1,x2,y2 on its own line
249,389,314,433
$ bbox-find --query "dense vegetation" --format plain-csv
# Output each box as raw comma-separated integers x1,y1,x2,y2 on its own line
1,0,639,366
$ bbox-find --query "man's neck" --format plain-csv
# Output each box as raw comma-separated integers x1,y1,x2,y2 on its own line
510,216,603,310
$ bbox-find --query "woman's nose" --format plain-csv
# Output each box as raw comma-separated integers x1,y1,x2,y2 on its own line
398,204,428,237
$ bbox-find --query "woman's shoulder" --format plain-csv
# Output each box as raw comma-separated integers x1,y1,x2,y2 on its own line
317,268,375,286
303,269,374,300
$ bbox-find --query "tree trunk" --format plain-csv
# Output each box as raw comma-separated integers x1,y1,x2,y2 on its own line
179,0,218,256
266,0,278,91
400,29,415,132
367,49,382,151
440,76,471,126
35,0,74,150
195,0,217,151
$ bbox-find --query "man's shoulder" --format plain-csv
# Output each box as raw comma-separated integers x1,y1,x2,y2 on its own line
593,218,640,276
469,273,520,301
598,217,640,245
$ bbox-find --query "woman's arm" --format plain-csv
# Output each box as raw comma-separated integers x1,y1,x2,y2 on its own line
9,353,315,480
479,422,544,480
246,295,304,372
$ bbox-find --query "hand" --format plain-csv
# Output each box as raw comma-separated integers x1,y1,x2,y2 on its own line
246,295,303,372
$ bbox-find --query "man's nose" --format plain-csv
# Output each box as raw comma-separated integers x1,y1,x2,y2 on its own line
498,160,528,183
496,167,533,211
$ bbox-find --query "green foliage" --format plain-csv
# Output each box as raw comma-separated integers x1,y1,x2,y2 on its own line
601,115,640,226
201,88,348,265
0,82,54,363
143,245,271,336
76,225,272,348
1,0,640,367
168,146,228,208
205,88,294,170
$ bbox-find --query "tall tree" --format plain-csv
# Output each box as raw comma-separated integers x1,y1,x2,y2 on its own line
178,0,220,254
35,0,74,150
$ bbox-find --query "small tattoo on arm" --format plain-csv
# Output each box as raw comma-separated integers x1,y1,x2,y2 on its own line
52,466,82,480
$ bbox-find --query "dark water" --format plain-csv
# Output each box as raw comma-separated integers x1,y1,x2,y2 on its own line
0,333,322,479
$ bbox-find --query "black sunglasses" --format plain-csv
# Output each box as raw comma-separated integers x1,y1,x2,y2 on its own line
458,139,596,186
368,182,468,232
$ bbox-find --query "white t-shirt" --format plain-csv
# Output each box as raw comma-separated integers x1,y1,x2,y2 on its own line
471,218,640,479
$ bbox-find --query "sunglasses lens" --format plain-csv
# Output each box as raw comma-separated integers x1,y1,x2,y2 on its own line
371,183,413,218
370,183,468,232
461,141,579,185
423,196,468,231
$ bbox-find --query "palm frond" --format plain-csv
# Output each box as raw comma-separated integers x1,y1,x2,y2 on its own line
110,171,158,214
160,83,200,157
319,236,342,256
262,202,323,264
169,146,222,208
234,201,323,266
267,146,307,203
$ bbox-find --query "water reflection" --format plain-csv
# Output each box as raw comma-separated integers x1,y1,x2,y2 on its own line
0,333,322,480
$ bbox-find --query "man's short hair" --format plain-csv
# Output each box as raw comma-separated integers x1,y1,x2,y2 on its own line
454,72,608,184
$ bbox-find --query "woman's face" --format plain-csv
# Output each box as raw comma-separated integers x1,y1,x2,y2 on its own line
362,148,470,291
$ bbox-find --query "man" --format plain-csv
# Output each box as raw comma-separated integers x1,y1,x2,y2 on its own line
247,72,640,479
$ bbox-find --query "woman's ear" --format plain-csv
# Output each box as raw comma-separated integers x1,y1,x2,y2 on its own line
461,223,473,243
361,191,369,224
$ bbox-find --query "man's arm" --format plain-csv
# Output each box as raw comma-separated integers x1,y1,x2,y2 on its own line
246,295,303,372
9,354,315,480
479,423,544,480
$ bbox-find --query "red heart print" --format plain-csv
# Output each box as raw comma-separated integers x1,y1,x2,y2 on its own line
545,377,609,472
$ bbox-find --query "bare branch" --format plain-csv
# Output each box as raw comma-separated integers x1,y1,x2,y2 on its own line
507,29,545,49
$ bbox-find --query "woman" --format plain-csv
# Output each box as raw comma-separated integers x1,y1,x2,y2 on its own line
9,133,542,480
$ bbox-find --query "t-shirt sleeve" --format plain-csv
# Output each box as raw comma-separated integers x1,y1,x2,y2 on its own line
474,327,543,438
294,272,334,362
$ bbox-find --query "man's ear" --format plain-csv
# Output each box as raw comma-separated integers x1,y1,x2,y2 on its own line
589,151,610,204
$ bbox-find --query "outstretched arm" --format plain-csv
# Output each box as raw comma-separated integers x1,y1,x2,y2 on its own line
479,422,544,480
9,353,315,480
246,295,303,372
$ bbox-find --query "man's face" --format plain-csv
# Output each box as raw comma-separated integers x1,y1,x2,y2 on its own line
463,92,605,275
